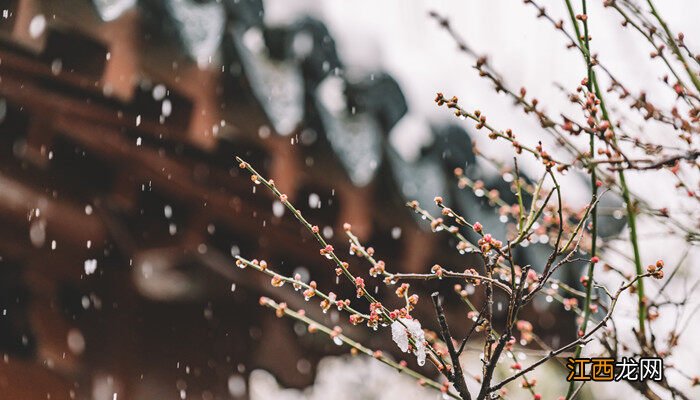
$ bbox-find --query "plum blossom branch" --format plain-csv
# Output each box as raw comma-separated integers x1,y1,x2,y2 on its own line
258,297,460,399
431,292,471,400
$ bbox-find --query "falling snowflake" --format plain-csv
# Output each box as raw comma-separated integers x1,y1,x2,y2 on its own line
391,318,426,366
84,259,97,275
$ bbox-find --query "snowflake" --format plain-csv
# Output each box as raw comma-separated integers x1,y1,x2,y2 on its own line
84,259,97,275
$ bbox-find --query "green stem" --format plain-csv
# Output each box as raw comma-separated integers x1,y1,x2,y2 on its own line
563,0,646,396
564,0,645,335
590,69,646,341
567,3,598,398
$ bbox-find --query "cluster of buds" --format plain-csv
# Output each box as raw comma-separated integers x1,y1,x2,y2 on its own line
525,269,539,285
463,268,481,285
478,233,502,253
562,118,577,134
335,298,351,311
355,276,366,298
270,274,284,287
534,142,554,167
388,308,411,320
434,92,459,108
431,264,444,278
516,320,534,344
512,139,525,154
646,260,665,279
440,207,456,218
395,283,410,298
275,302,287,318
580,86,600,113
349,314,365,325
303,281,317,301
335,262,349,276
368,302,384,327
293,273,303,291
319,292,337,313
474,110,487,129
563,297,579,311
369,260,386,277
319,244,335,257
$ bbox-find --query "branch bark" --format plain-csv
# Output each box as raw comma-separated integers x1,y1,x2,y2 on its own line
432,292,472,400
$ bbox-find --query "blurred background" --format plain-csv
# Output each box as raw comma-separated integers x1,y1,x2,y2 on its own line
0,0,698,399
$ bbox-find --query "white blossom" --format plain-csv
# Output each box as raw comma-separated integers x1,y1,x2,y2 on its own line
391,318,426,366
